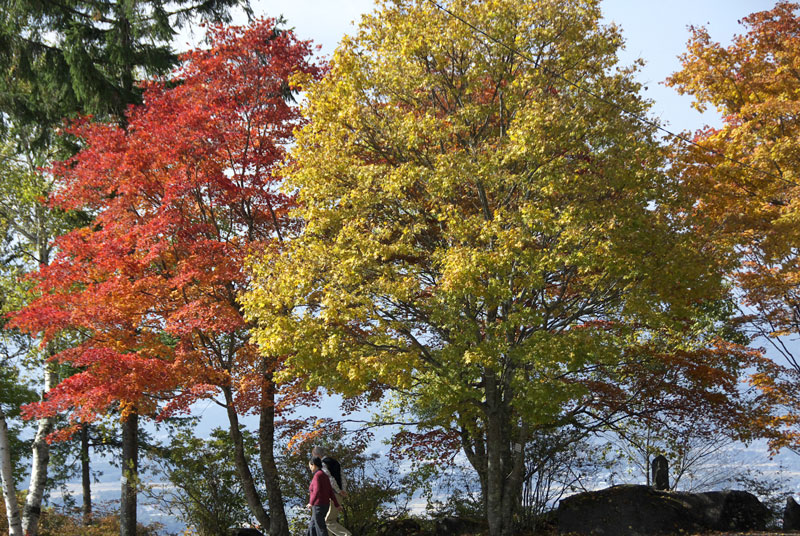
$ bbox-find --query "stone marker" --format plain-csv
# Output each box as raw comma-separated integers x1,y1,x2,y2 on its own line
652,454,669,491
785,496,800,531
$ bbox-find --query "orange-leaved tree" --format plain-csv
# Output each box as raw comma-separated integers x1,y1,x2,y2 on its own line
667,1,800,449
10,19,322,536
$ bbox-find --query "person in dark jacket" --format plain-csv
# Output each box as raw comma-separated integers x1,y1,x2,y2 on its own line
307,457,339,536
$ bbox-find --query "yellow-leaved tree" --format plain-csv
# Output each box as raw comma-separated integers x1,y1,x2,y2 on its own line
243,1,767,533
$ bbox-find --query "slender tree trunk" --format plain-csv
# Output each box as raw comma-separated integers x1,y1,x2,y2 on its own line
0,407,23,536
21,362,58,536
19,202,56,536
484,372,506,536
222,386,271,531
81,426,92,525
120,412,138,536
501,428,526,535
478,370,527,536
258,368,289,536
114,0,135,121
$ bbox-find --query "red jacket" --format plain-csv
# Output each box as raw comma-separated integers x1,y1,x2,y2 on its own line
309,469,340,508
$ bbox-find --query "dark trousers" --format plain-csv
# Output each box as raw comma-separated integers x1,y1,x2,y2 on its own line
307,504,330,536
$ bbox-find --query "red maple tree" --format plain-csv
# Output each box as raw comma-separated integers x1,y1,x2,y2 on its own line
11,19,322,534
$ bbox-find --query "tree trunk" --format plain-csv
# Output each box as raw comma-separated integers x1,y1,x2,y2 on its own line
21,362,58,536
120,412,138,536
258,368,289,536
0,407,23,536
81,425,92,525
114,0,135,121
222,386,271,531
484,372,506,536
476,371,528,536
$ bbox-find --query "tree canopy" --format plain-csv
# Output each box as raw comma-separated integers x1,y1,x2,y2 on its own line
667,1,800,450
1,1,796,535
11,18,322,535
0,0,251,134
242,1,769,534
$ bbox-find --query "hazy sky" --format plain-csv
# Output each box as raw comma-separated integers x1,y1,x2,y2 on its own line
177,0,777,134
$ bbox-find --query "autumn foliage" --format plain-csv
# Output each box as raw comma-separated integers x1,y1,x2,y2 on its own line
11,19,322,435
4,3,798,535
667,1,800,449
241,1,774,534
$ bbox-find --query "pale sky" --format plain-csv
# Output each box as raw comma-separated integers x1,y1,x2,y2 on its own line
602,0,776,132
176,0,779,134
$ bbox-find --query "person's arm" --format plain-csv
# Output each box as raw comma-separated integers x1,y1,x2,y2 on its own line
309,472,320,506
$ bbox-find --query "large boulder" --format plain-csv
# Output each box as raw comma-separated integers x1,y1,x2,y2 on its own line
434,516,486,536
376,518,422,536
685,490,769,531
230,529,264,536
557,485,768,536
557,485,696,536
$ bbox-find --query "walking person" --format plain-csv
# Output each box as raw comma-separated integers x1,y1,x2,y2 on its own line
312,447,352,536
307,457,339,536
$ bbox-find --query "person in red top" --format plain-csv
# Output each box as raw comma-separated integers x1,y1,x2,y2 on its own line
307,457,339,536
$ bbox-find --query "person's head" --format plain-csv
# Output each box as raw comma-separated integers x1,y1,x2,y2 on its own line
312,446,325,459
309,456,323,473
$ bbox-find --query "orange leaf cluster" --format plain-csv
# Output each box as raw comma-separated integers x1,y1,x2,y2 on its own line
667,2,800,448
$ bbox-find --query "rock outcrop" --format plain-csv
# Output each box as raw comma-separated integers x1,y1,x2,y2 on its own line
230,529,264,536
376,518,422,536
434,516,486,536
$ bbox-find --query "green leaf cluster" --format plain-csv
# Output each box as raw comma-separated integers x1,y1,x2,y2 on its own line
0,0,252,138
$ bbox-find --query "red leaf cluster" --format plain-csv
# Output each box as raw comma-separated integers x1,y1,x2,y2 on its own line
10,19,323,436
